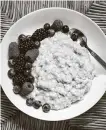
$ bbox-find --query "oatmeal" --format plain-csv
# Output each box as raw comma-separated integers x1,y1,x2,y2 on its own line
30,32,95,110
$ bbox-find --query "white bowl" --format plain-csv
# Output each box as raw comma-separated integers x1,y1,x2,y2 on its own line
1,8,106,121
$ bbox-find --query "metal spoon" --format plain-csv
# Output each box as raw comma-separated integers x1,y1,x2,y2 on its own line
69,28,106,70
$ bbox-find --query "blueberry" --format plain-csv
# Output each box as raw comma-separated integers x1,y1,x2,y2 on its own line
48,29,55,37
44,23,50,30
18,34,26,43
79,37,87,47
80,40,86,47
13,85,21,94
25,62,32,69
24,70,31,76
62,25,69,33
71,33,78,41
27,75,34,83
8,69,16,79
26,98,34,106
42,103,51,113
35,41,41,49
33,100,42,109
8,59,15,68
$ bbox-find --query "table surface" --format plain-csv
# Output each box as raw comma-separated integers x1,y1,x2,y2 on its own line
1,1,106,130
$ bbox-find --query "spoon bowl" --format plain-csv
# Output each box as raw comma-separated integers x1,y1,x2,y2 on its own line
70,28,106,70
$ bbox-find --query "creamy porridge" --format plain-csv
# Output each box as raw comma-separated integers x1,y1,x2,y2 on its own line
28,32,95,110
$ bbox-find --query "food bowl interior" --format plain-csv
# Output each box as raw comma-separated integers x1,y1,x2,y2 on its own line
1,8,106,121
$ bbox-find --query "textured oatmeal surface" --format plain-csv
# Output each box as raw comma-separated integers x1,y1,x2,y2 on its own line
31,32,95,110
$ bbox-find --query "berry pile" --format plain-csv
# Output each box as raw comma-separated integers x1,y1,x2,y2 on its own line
8,38,39,97
8,19,82,113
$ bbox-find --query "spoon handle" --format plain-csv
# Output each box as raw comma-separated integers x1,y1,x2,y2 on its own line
87,47,106,70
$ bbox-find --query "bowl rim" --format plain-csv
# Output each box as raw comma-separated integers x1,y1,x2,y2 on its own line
1,7,106,121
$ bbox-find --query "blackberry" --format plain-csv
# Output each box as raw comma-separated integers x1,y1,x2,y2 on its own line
31,28,48,42
13,73,26,86
14,64,25,73
18,36,36,54
18,42,26,54
27,41,36,50
14,54,26,73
